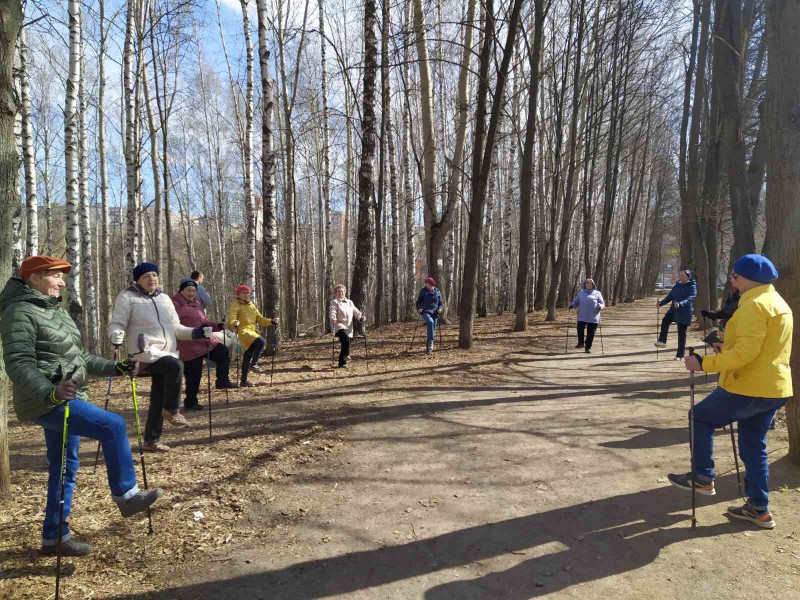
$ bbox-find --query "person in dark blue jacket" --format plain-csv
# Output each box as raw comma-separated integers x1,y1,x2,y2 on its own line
655,270,697,359
416,277,444,354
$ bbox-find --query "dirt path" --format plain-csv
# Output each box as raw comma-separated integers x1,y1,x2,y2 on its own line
3,300,799,599
111,300,800,599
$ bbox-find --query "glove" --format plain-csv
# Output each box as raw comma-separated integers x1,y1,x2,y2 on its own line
701,309,712,319
52,379,78,403
191,326,214,339
114,360,133,376
233,320,240,328
360,316,366,323
217,322,225,330
110,330,125,346
272,317,280,325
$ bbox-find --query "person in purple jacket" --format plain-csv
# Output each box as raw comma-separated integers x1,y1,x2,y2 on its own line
569,278,605,353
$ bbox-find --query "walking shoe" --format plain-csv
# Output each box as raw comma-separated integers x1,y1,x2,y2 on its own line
143,441,171,453
163,410,190,427
338,363,347,369
674,356,684,361
726,503,775,529
250,365,263,373
40,538,92,557
425,346,432,355
654,341,667,348
184,403,204,411
216,381,237,390
667,472,716,495
575,342,585,349
240,381,255,388
585,348,591,353
117,488,164,518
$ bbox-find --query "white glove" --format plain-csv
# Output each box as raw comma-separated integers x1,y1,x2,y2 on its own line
203,326,213,338
110,330,125,346
233,320,240,328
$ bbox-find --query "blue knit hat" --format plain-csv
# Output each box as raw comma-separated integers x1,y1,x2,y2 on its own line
132,262,160,282
733,254,778,284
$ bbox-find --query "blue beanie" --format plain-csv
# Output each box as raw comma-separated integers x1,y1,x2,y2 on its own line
733,254,778,284
132,262,160,282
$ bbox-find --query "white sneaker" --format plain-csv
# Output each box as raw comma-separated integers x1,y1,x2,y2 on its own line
654,341,666,348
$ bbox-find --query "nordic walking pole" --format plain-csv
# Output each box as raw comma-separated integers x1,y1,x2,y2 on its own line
438,315,443,350
408,318,422,351
234,324,240,385
730,422,743,497
688,347,698,530
54,392,72,600
270,324,277,386
702,316,709,384
206,339,213,443
363,320,369,371
656,302,660,359
129,368,154,534
93,345,120,473
331,335,336,368
600,322,605,354
565,310,571,354
222,331,230,405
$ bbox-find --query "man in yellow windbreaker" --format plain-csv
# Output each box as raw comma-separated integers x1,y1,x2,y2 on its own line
668,254,792,529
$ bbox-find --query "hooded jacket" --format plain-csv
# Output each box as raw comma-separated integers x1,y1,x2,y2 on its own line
109,284,195,363
570,280,605,324
659,278,697,325
172,292,222,362
702,284,792,398
228,299,273,351
0,278,116,422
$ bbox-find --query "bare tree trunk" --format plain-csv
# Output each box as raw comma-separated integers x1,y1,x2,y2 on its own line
124,0,140,271
350,0,378,319
65,0,83,329
79,46,97,350
0,0,23,497
18,25,35,256
98,0,111,351
241,0,256,290
319,0,334,329
257,0,280,335
763,0,800,464
459,0,524,347
514,0,545,331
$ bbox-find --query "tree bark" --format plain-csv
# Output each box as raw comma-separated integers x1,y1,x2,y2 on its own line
763,0,800,464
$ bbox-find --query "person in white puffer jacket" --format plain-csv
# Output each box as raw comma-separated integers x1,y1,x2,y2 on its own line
109,262,221,452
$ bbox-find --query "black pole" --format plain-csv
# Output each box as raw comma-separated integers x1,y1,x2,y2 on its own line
206,339,213,443
688,347,698,530
93,346,119,473
129,372,154,534
54,401,70,600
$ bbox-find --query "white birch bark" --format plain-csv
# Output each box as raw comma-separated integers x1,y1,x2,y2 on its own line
18,26,36,256
98,0,111,340
65,0,83,329
240,0,256,290
319,0,334,330
124,0,141,271
79,47,97,349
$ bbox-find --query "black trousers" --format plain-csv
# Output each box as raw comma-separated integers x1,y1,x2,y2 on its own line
140,356,183,443
336,330,351,366
659,314,689,357
577,322,598,349
183,344,231,408
241,337,266,383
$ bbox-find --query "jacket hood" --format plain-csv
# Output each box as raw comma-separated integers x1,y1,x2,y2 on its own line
0,277,60,314
583,279,597,290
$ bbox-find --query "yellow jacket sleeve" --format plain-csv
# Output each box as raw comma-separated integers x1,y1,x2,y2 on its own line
702,305,766,373
253,306,272,328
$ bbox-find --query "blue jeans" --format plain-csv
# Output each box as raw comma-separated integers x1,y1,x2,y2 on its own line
422,313,438,346
691,386,788,511
35,400,139,544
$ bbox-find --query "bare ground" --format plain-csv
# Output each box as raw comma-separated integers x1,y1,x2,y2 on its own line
1,299,799,599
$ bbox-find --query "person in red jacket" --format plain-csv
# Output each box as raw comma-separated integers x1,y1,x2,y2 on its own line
172,280,236,410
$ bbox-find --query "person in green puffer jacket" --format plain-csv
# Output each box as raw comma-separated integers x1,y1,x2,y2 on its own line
0,256,163,557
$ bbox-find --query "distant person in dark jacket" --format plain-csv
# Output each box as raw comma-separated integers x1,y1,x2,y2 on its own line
701,289,740,330
570,278,605,353
416,277,444,355
655,270,697,360
0,256,162,557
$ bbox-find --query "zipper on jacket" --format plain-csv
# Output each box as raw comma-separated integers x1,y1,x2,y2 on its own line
149,295,169,351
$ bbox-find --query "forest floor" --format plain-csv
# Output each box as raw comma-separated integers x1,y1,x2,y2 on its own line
1,298,799,599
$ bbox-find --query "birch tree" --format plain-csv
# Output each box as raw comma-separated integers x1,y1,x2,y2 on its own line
18,25,35,256
241,0,256,290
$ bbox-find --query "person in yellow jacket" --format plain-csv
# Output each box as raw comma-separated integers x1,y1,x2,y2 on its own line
228,285,279,387
667,254,792,529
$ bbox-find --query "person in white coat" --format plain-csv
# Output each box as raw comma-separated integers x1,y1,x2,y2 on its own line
109,262,220,452
329,284,365,368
